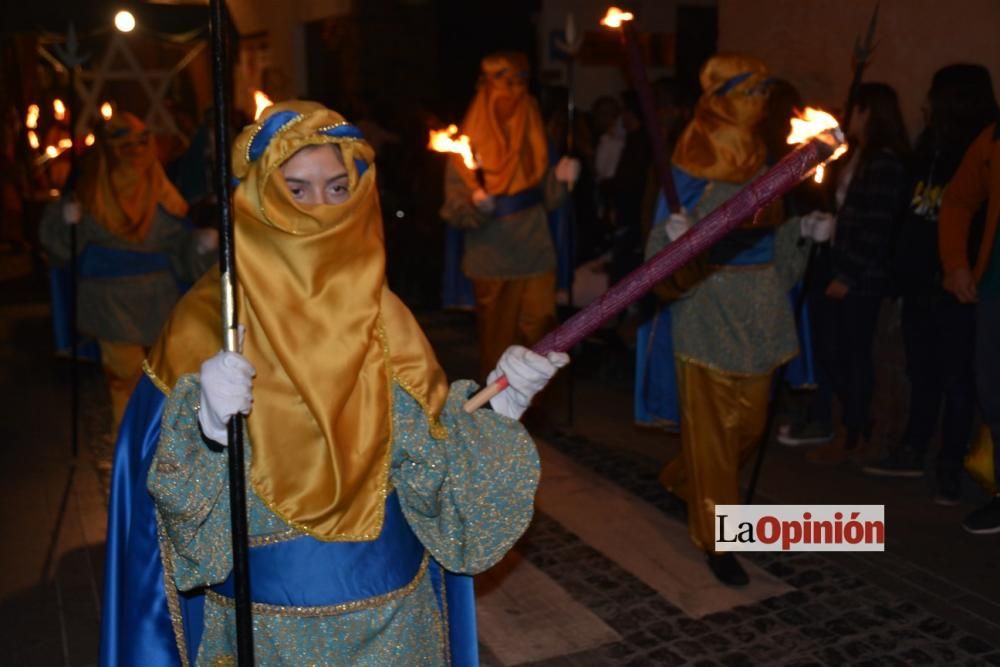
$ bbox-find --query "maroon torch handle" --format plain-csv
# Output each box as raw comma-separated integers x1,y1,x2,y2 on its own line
620,22,681,214
463,137,836,413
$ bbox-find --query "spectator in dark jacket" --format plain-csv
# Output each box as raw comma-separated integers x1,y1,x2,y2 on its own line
802,83,910,463
863,66,997,502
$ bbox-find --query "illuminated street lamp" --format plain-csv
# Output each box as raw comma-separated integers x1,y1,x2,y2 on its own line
114,10,136,33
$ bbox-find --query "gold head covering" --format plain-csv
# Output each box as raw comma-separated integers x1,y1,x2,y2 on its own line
458,51,549,196
673,54,771,183
147,101,450,541
76,112,188,242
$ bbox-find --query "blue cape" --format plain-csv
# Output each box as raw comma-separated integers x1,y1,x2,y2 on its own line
99,375,479,665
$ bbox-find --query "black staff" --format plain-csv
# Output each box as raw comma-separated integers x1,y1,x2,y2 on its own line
54,24,88,460
556,13,582,425
208,0,254,662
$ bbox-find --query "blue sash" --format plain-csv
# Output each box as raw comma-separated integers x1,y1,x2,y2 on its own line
78,244,172,279
493,187,543,218
210,493,424,608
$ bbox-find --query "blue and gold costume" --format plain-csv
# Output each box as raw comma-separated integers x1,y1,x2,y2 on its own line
635,56,812,552
440,53,567,379
99,102,538,665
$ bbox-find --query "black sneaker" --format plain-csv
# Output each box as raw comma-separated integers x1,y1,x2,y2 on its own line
933,469,961,506
861,448,925,478
777,421,834,446
706,553,749,587
962,496,1000,535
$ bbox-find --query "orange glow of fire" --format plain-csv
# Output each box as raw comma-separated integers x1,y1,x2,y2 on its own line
53,99,67,121
428,125,477,170
45,145,59,158
85,133,96,146
26,104,40,129
27,130,40,149
58,138,73,150
254,90,274,121
600,7,635,28
101,102,114,121
787,107,848,184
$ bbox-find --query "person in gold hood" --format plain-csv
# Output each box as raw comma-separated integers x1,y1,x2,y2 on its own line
99,102,568,666
40,112,217,440
441,52,580,381
640,55,831,586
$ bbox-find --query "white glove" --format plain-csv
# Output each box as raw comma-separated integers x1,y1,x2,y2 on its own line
800,211,835,243
62,200,81,225
199,348,255,445
555,156,582,185
487,345,570,420
665,211,693,242
472,188,495,214
195,227,219,255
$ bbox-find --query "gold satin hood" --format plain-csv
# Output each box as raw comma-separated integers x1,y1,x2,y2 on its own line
76,112,188,242
457,52,549,196
673,54,771,183
147,101,450,541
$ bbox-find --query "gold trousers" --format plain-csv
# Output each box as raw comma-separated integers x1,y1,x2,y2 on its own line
660,358,772,553
98,339,146,440
472,272,556,380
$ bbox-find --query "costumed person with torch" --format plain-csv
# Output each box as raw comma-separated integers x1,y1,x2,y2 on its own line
439,52,581,383
39,112,217,442
99,101,567,665
797,83,909,465
642,55,835,586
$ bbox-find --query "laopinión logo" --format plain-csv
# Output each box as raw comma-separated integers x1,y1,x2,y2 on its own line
714,505,885,551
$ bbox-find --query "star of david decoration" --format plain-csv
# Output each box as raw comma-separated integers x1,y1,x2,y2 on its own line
41,32,205,144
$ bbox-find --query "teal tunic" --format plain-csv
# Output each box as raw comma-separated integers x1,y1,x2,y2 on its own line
645,179,810,375
148,375,539,666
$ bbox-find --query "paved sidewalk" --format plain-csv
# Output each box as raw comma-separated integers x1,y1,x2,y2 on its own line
1,270,109,667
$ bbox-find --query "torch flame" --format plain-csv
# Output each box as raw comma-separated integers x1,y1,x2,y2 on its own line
101,102,114,121
787,107,844,147
254,90,274,121
787,107,848,183
45,145,59,158
85,133,96,147
26,104,40,129
58,138,73,150
53,99,67,121
27,131,40,149
601,7,635,28
428,125,477,171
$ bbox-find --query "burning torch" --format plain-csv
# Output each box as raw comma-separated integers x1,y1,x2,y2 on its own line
464,108,848,412
428,124,487,192
601,6,681,213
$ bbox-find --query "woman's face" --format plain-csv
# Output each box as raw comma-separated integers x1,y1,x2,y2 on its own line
108,126,155,171
279,144,350,206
